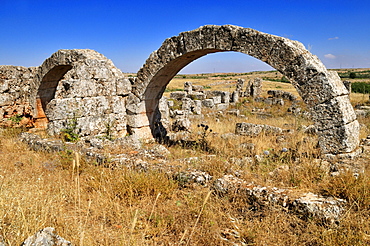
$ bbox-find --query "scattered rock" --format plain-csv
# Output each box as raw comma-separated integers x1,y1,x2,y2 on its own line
20,132,65,152
213,175,346,223
235,122,283,136
174,169,213,186
267,90,297,101
172,118,191,132
21,227,71,246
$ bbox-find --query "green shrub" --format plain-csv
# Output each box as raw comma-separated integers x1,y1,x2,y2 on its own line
262,76,290,83
351,82,370,94
9,114,24,123
60,118,80,142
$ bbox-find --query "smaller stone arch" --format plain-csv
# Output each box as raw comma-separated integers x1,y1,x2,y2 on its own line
33,49,132,137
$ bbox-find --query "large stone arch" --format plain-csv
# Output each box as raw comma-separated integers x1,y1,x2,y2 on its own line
131,24,359,155
33,49,131,137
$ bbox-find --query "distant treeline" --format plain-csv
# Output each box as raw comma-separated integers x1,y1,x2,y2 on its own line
262,76,290,83
339,70,370,79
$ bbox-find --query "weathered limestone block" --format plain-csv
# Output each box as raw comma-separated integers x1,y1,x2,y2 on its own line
20,132,65,152
188,92,205,100
76,116,110,137
21,227,72,246
279,50,328,86
236,78,245,94
54,79,93,98
46,120,66,136
235,122,283,136
128,125,153,139
106,113,128,137
45,98,81,120
212,96,222,104
317,120,360,154
172,118,191,132
192,100,202,115
46,96,111,121
179,28,207,52
0,66,36,121
184,81,192,93
116,78,132,96
213,175,346,223
291,192,347,223
355,109,368,118
262,36,307,71
126,94,146,114
264,98,284,106
267,90,297,101
220,91,230,103
217,103,229,111
227,109,240,116
158,96,170,121
0,94,13,106
110,96,127,114
81,96,110,116
244,77,262,98
127,113,150,128
170,91,187,100
293,70,348,107
0,80,9,92
95,81,117,97
192,85,204,93
231,91,239,103
202,99,214,108
311,95,356,130
182,97,193,112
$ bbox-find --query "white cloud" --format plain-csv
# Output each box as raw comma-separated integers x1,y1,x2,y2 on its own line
307,44,313,51
324,54,336,59
328,37,339,40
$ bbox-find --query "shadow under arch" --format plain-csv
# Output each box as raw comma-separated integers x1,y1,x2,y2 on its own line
132,25,359,155
33,49,107,129
34,65,72,128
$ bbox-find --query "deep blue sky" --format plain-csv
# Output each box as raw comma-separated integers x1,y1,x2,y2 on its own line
1,0,369,73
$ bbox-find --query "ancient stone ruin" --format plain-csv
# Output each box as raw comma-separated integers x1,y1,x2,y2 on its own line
0,25,359,156
1,50,131,138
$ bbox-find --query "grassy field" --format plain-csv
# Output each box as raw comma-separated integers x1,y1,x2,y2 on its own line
1,69,370,245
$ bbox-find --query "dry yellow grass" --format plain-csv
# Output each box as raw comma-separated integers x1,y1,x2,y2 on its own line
1,69,370,245
1,126,370,245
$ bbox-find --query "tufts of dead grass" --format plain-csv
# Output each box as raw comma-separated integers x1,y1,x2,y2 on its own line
1,70,370,244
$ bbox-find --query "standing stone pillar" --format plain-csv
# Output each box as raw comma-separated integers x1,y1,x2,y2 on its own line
184,81,193,94
231,91,239,103
245,77,262,98
236,78,245,97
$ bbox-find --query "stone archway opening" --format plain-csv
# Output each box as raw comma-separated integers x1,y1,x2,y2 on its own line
131,25,359,155
34,65,72,128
